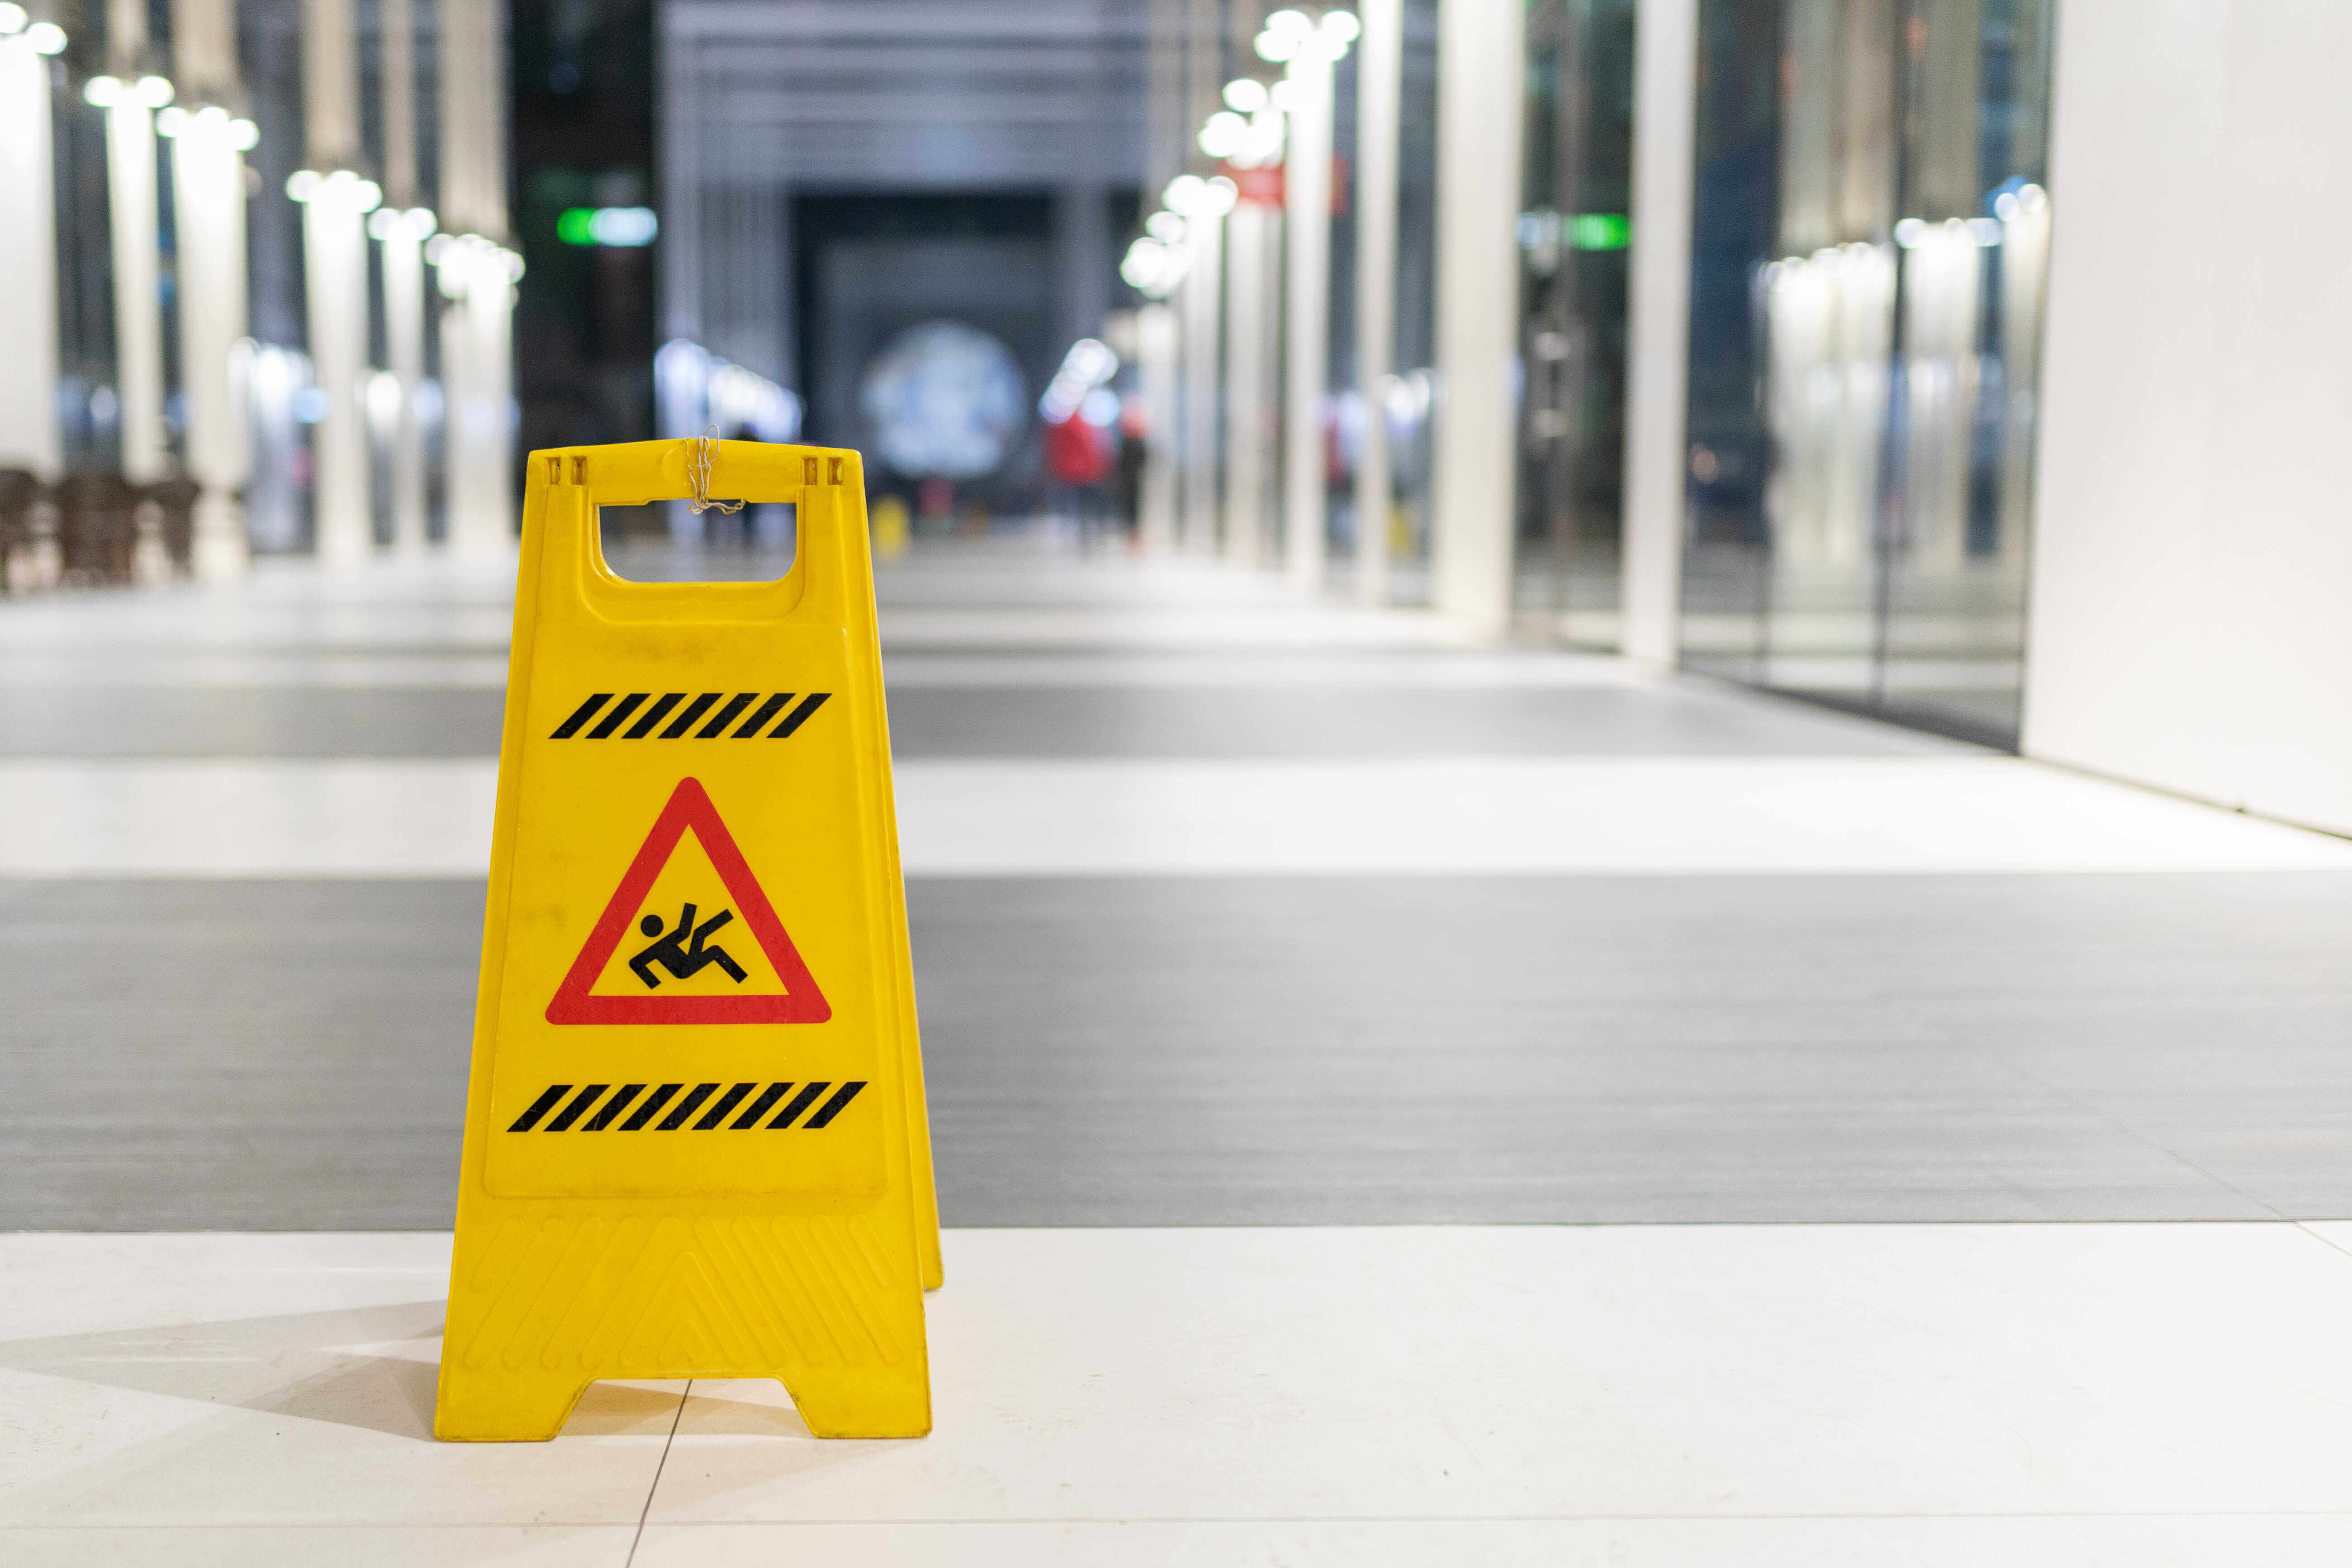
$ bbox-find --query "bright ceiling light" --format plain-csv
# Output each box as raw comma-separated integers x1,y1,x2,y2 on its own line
81,75,123,108
26,19,66,52
135,75,174,107
0,5,27,34
1223,77,1268,113
1198,110,1247,160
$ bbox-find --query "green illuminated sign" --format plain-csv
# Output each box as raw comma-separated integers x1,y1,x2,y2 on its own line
1569,213,1630,251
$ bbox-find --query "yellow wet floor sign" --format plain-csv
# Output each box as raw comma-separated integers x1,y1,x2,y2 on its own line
436,438,940,1442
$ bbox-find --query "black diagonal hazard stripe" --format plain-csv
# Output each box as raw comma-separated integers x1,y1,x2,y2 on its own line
732,693,792,738
549,696,611,739
620,1083,681,1130
508,1084,570,1131
545,1084,609,1131
624,694,685,738
697,693,757,736
658,1083,720,1130
586,693,648,738
583,1084,645,1130
731,1082,790,1127
547,693,831,739
503,1081,867,1132
769,692,830,739
804,1081,866,1128
695,1082,756,1129
768,1081,829,1128
660,693,722,738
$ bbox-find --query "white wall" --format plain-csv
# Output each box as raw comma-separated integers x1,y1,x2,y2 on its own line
2025,0,2352,836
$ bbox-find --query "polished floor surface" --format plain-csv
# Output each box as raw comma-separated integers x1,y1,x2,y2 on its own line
5,534,2352,1562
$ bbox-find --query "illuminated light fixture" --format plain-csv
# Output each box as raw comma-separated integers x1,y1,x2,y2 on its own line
556,205,658,247
1161,173,1237,219
135,74,174,106
156,105,187,136
1320,9,1360,43
82,74,123,107
1269,77,1301,111
0,4,24,32
1892,217,1926,248
228,117,259,151
1223,77,1268,114
1120,236,1187,297
1039,336,1121,422
1256,7,1312,60
26,19,65,52
1965,216,2001,246
1198,109,1248,160
1145,210,1185,244
286,168,321,201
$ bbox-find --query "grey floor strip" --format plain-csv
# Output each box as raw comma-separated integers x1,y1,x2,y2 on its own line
5,873,2347,1230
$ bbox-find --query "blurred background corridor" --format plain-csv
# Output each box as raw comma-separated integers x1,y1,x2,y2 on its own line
5,0,2352,1563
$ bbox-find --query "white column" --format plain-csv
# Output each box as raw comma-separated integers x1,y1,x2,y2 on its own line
299,0,372,562
1137,299,1181,553
172,114,253,578
438,0,515,561
1222,200,1272,565
375,0,428,555
1619,0,1699,666
1280,45,1334,589
1179,207,1225,554
104,93,168,484
303,188,372,562
1430,0,1524,630
0,24,64,484
171,0,256,579
376,212,431,554
1352,0,1402,604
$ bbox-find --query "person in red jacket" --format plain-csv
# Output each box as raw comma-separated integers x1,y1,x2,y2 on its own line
1045,388,1119,552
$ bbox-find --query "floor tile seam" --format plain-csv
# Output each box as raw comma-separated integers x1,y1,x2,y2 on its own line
0,1521,651,1532
2293,1223,2352,1266
627,1379,690,1568
627,1510,2352,1527
1982,1052,2293,1223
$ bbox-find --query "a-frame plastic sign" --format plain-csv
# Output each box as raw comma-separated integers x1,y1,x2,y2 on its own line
436,440,941,1442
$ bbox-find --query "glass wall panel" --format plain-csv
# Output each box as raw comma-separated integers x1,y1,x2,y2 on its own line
1682,0,2053,748
1515,0,1637,643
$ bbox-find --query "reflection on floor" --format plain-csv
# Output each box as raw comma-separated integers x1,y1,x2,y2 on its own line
5,533,2352,1563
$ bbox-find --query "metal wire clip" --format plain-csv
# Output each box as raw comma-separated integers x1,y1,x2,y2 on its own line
687,426,744,515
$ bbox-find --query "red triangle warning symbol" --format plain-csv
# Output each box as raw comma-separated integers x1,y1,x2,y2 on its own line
545,777,830,1026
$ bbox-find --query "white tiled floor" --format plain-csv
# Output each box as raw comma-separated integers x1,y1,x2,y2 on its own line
5,1226,2352,1564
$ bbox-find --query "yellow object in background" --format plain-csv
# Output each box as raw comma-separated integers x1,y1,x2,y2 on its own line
435,439,941,1443
871,493,911,559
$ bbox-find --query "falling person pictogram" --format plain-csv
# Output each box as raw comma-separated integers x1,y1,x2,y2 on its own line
628,902,750,990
